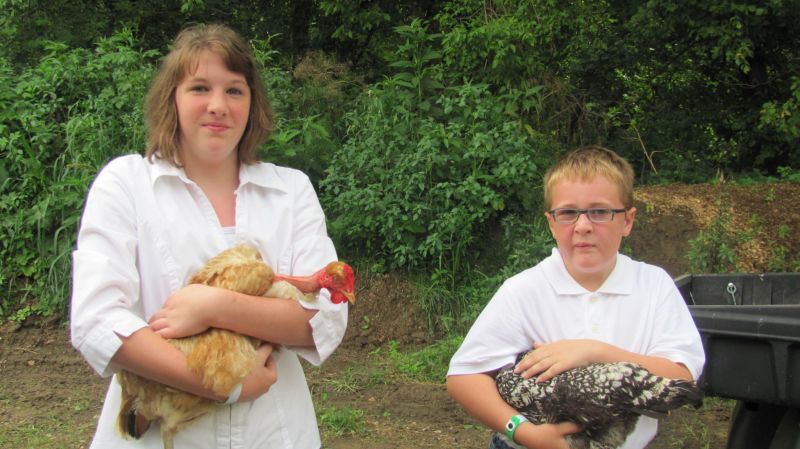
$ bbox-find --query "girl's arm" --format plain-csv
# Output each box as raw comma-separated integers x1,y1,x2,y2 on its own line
148,283,318,347
111,326,277,401
149,171,344,353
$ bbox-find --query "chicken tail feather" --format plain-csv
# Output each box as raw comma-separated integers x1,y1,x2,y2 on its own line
633,378,704,419
117,396,152,439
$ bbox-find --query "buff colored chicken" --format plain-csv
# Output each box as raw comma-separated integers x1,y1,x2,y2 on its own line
116,244,355,449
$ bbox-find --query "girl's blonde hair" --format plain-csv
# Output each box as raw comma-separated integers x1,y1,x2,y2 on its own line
543,145,635,210
144,23,273,166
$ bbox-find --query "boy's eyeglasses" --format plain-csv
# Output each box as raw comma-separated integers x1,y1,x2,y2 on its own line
548,208,628,224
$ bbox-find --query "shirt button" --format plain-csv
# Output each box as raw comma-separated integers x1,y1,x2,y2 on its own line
591,325,600,333
589,296,598,304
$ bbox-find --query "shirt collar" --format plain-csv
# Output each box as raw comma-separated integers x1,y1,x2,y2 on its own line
238,162,290,192
149,156,190,185
148,157,290,193
599,253,634,295
543,248,634,296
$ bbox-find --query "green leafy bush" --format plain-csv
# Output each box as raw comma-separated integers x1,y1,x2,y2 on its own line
0,30,157,320
318,20,560,327
259,47,360,185
322,79,554,272
319,22,556,272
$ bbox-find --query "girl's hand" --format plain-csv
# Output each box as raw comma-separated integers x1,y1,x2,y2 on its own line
148,284,226,339
239,344,278,401
514,339,606,382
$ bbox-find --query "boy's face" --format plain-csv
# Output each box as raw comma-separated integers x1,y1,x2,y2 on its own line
546,174,636,291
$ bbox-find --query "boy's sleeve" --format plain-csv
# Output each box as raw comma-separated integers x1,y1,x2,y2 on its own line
647,274,706,380
447,280,533,376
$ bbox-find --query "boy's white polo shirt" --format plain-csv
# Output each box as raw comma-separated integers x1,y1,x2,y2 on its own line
448,248,704,378
448,249,705,449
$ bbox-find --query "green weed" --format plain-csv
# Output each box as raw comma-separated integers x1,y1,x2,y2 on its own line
317,406,366,436
686,200,755,273
387,335,463,383
323,363,386,393
767,224,800,272
308,356,388,396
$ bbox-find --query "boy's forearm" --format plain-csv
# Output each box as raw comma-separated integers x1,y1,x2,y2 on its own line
447,373,517,433
621,352,693,380
592,342,694,380
447,373,577,449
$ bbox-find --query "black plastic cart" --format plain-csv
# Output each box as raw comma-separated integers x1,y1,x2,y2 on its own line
675,273,800,449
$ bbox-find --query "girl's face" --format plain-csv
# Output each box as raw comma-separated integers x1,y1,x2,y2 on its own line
174,50,251,170
546,174,636,291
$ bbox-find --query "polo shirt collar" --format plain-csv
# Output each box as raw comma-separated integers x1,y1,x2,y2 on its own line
543,248,634,295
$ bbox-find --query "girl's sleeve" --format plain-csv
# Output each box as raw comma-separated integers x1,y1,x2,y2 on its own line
277,172,347,366
70,160,147,377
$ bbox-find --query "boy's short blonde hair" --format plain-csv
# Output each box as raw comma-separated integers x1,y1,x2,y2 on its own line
543,145,635,210
144,23,273,166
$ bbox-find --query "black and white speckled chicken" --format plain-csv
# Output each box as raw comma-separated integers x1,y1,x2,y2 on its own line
495,351,703,449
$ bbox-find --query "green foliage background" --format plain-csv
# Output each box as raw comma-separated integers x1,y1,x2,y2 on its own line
1,0,799,328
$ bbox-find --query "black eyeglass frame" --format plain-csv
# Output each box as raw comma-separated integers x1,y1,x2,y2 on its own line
547,207,629,224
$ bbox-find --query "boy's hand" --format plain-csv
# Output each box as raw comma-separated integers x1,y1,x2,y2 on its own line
514,339,605,382
515,421,582,449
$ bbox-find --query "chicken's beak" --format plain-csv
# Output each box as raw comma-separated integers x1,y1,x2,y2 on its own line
344,291,356,305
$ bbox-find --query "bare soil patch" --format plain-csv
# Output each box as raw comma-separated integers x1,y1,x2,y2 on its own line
1,181,798,449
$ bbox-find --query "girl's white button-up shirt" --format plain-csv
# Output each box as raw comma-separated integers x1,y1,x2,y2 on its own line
71,154,347,449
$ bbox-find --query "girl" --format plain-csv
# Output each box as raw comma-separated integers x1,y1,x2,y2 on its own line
70,23,347,448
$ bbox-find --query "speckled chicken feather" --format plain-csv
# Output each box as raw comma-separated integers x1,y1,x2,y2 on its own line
495,351,703,449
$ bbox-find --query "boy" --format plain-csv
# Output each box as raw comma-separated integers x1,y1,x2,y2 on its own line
447,146,705,449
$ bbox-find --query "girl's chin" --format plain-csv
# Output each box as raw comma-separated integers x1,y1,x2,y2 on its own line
185,149,238,165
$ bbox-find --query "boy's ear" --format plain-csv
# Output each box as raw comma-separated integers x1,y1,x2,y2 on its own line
622,207,637,236
544,211,556,235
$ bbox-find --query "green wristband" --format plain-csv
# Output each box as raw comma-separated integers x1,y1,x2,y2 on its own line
504,414,529,442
